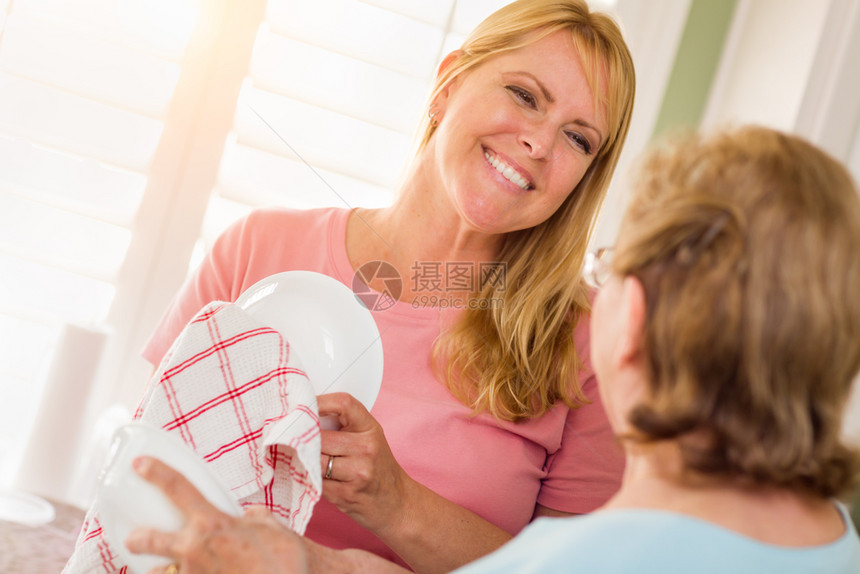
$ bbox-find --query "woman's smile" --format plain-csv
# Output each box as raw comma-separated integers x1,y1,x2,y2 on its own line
483,147,534,191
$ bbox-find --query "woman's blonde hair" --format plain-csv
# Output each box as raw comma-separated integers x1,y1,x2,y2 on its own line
426,0,636,421
615,125,860,498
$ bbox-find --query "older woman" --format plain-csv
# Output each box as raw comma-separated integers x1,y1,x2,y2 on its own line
461,125,860,572
130,125,860,573
133,0,636,572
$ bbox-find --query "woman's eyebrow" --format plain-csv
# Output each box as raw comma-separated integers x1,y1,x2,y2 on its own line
505,71,555,103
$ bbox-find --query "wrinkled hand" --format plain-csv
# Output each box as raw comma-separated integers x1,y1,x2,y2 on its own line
125,456,309,574
317,393,413,535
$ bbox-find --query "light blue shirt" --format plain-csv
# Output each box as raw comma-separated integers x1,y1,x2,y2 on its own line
457,503,860,573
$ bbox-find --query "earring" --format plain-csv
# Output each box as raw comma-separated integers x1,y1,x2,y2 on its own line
428,106,440,128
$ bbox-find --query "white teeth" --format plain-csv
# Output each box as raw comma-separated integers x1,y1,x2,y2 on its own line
484,151,530,190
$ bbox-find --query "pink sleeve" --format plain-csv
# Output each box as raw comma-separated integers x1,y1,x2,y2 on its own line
141,213,256,366
537,319,624,513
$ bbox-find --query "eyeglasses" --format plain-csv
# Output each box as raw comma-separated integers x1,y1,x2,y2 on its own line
583,247,614,288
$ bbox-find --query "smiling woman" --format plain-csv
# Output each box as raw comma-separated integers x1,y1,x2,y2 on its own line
423,11,634,423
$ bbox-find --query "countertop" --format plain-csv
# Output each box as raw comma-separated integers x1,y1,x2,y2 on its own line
0,496,86,574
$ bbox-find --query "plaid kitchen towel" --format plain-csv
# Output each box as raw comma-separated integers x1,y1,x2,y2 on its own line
63,301,322,574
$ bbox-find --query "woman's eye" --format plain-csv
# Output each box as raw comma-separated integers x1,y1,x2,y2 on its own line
506,86,537,108
567,132,593,155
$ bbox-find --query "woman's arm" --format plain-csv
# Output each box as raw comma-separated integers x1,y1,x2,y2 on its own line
126,456,412,574
532,504,578,519
369,475,513,574
126,411,579,574
318,393,514,574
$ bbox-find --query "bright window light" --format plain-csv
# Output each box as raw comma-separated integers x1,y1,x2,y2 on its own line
0,73,164,172
0,136,146,226
14,0,197,60
0,13,182,117
0,192,132,282
0,254,116,324
236,84,411,189
116,0,200,57
250,28,428,134
265,0,444,78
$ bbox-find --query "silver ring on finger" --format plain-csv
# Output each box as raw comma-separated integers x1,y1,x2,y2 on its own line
325,454,335,480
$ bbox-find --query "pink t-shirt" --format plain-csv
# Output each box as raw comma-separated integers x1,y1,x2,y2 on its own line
142,207,624,566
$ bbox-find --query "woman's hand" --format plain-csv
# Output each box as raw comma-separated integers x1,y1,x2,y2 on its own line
317,393,414,536
125,456,309,574
318,393,513,574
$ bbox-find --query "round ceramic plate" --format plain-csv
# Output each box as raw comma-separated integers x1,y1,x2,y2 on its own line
0,489,55,526
235,271,384,416
97,422,242,573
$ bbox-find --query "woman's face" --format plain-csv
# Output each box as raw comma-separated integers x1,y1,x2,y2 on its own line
432,29,608,235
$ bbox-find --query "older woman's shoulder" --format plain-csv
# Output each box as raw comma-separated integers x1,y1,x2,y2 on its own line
458,508,860,574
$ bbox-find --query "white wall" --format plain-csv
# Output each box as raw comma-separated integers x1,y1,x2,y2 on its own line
594,0,692,247
702,0,860,443
701,0,829,132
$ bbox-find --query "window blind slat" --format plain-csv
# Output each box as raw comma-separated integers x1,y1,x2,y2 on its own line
235,86,411,188
0,253,115,324
251,29,428,133
451,0,523,34
216,140,394,212
0,14,181,118
0,136,146,227
0,192,131,282
0,73,164,172
13,0,194,61
265,0,445,78
359,0,455,27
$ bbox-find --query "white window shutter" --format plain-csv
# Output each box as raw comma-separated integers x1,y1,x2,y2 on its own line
0,0,204,489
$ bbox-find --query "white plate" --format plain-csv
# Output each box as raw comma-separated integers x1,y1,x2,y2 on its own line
97,422,242,574
0,489,55,526
235,271,384,424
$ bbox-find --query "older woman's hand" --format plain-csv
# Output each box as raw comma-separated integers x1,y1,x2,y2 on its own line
317,393,414,536
125,456,309,574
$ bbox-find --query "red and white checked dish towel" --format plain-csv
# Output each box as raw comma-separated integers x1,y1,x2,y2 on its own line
63,301,322,574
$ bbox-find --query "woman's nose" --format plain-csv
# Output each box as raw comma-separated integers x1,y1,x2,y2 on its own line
518,122,554,159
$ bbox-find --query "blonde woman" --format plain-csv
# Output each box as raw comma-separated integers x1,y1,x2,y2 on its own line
139,0,635,571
